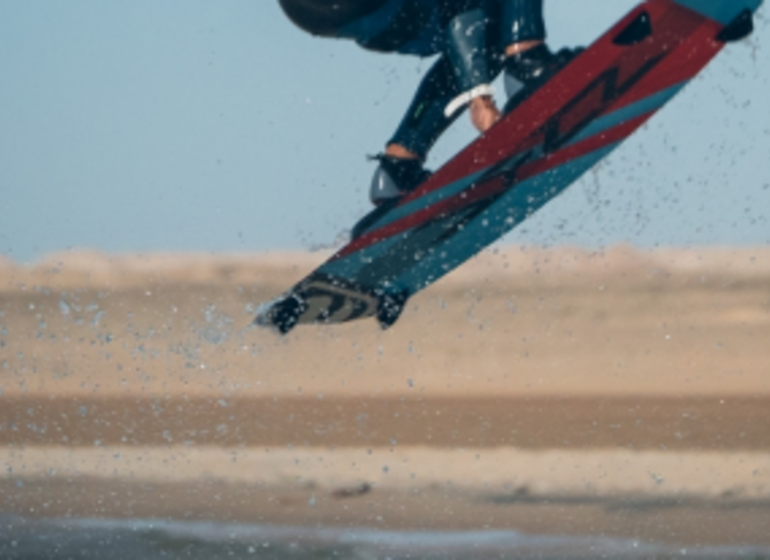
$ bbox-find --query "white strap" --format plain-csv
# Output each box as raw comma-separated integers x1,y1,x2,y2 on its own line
444,84,496,118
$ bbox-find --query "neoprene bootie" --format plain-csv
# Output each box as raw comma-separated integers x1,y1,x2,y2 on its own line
369,154,432,205
504,44,584,111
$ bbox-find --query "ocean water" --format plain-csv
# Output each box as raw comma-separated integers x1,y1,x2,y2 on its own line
1,515,770,560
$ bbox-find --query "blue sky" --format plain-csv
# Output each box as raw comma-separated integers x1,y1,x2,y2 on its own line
1,1,768,262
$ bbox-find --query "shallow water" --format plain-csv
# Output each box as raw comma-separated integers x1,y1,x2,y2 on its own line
2,515,770,560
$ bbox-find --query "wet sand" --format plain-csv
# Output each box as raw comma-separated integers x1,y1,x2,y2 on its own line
2,395,769,450
3,476,770,547
1,246,770,547
3,445,770,546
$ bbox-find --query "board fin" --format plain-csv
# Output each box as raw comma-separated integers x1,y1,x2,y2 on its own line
716,9,754,43
376,289,410,330
254,294,307,335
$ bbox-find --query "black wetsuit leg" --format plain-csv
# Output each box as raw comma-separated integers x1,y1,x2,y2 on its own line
386,0,547,159
499,0,547,45
441,0,502,95
388,0,504,160
387,55,464,160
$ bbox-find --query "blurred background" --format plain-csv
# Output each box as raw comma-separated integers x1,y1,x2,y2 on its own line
2,1,770,558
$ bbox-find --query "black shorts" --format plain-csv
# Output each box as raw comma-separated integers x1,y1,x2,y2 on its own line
280,0,546,56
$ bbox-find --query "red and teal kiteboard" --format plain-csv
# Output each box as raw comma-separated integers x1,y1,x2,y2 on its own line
257,0,763,334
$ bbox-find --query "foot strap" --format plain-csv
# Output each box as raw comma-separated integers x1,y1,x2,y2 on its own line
444,84,496,118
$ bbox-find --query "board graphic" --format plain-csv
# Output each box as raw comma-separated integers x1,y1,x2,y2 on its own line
257,0,762,334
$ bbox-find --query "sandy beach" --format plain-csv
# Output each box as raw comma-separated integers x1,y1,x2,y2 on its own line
2,246,770,550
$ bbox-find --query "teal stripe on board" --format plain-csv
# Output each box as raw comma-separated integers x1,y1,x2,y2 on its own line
320,232,403,279
567,82,687,148
358,80,694,243
393,143,619,293
369,168,488,233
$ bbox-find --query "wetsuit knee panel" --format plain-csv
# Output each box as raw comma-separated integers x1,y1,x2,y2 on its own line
444,7,497,92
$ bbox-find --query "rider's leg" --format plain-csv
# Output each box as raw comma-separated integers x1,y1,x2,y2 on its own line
371,2,502,204
380,0,576,162
389,0,502,154
370,55,463,204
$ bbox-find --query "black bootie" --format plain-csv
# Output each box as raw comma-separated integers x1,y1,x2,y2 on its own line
504,44,584,112
368,154,431,206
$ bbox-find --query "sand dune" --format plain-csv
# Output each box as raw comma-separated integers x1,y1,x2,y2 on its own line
2,246,769,398
3,245,770,291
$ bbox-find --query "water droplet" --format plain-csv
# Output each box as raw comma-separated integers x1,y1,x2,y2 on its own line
59,301,70,316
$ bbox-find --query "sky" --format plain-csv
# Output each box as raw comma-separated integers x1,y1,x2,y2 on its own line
1,1,768,262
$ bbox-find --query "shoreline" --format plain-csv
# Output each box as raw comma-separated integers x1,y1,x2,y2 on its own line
3,471,770,547
4,446,770,499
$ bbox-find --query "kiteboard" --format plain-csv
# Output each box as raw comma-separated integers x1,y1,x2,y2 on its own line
256,0,761,334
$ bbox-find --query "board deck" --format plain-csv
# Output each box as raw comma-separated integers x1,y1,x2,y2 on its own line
256,0,762,334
